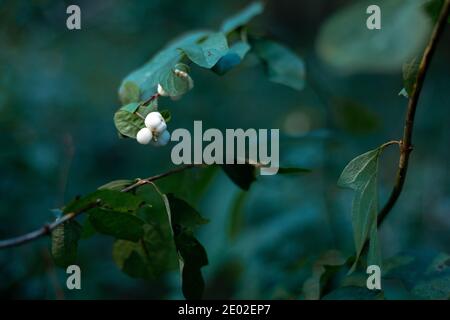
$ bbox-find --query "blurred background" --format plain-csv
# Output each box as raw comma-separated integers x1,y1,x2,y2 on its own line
0,0,449,299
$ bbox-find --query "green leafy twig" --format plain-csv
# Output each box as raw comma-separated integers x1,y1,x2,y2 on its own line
378,0,450,226
0,164,198,249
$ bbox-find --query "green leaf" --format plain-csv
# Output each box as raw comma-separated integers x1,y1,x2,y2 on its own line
212,41,251,75
113,224,179,279
119,31,209,100
120,82,141,104
338,148,383,270
155,165,219,205
120,102,140,113
317,0,431,73
64,189,143,214
80,217,96,239
181,32,229,69
402,57,420,97
175,231,209,300
88,207,145,241
98,179,135,191
221,163,257,190
167,193,209,229
181,265,205,300
139,184,209,299
253,38,305,90
221,2,264,34
114,109,144,139
51,220,82,268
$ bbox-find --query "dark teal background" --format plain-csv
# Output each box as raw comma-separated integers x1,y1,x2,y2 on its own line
0,0,449,299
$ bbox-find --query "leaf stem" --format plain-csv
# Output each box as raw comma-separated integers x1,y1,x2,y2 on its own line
377,0,450,226
380,140,401,151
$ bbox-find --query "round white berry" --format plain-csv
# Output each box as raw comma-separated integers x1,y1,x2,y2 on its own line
145,112,164,130
151,130,171,147
157,84,169,97
136,127,153,145
154,121,167,134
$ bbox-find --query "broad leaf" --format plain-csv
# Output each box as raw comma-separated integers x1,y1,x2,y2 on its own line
113,224,179,279
64,189,143,214
88,207,145,241
221,2,264,34
120,82,140,104
167,193,209,230
317,0,431,73
253,38,305,90
140,184,209,300
80,217,96,239
221,163,257,190
120,102,140,113
119,31,210,100
51,220,82,268
175,231,209,300
212,41,251,75
338,148,383,270
181,32,229,69
113,109,144,139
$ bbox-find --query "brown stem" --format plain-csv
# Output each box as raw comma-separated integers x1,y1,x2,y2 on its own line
378,0,450,226
0,164,198,249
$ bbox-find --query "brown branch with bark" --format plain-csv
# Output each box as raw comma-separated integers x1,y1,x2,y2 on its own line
378,0,450,226
0,164,198,249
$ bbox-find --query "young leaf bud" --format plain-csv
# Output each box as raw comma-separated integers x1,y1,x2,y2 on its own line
136,127,153,145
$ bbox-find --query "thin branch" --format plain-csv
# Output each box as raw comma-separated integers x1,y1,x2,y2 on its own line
0,164,198,249
378,0,450,226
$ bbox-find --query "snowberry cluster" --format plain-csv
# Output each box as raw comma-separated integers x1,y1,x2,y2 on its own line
136,111,170,147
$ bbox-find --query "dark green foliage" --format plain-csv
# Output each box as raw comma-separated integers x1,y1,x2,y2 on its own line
221,163,257,190
51,221,82,268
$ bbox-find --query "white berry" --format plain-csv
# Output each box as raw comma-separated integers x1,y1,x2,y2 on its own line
151,130,171,147
145,112,165,130
136,127,153,145
157,84,169,96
